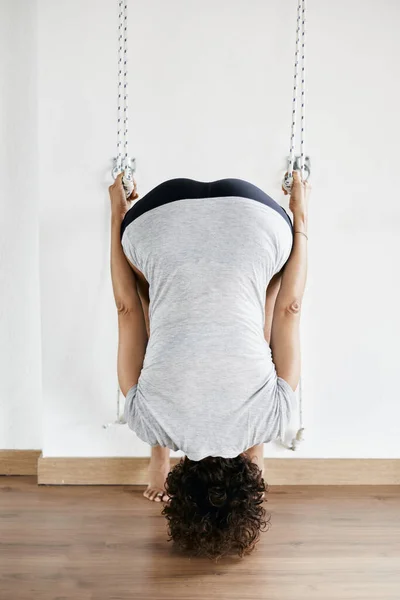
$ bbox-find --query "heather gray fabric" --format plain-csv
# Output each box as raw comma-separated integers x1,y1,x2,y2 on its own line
121,195,297,461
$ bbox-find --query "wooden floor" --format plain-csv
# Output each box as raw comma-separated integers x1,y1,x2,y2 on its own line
0,477,399,600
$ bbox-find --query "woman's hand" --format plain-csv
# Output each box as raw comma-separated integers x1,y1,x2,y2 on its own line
282,170,311,219
109,172,139,222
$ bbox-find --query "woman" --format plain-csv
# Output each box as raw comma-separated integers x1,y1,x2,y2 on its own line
109,172,310,559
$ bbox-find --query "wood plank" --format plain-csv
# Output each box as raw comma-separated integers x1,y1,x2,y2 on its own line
1,477,399,600
38,457,400,485
0,450,41,475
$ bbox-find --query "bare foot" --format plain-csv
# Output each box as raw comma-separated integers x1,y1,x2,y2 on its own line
143,446,171,503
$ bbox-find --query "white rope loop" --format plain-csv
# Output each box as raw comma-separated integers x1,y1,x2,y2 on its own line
283,0,306,193
103,388,127,429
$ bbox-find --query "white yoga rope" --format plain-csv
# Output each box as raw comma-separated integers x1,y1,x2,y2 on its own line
283,0,307,192
115,0,124,172
280,0,306,451
113,0,135,198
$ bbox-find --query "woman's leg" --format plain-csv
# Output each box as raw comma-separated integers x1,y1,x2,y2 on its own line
134,283,171,503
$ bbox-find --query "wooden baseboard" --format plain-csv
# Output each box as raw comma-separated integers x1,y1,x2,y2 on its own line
38,457,400,486
0,450,42,475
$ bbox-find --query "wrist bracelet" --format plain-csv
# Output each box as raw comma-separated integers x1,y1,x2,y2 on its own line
294,230,308,240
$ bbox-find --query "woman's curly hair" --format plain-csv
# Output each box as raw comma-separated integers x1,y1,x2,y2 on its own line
161,454,270,560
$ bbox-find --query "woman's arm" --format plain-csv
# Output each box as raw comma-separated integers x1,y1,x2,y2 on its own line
270,171,310,391
264,272,282,344
109,175,147,397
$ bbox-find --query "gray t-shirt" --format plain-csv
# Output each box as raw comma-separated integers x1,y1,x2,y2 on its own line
121,195,297,461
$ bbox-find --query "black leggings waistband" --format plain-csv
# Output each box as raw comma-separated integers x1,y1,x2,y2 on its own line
120,178,293,240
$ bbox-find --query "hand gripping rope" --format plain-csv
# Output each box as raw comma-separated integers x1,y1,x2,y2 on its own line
111,0,135,198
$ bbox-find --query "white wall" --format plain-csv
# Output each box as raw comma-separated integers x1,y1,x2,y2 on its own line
18,0,399,457
0,0,42,449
